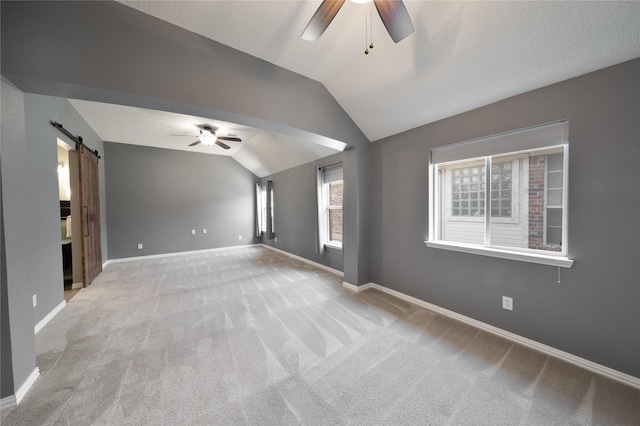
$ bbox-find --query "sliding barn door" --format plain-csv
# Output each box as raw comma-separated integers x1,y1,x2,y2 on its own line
78,145,102,286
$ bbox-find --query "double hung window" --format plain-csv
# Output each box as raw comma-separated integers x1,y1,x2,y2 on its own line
256,183,266,236
428,121,572,267
256,181,275,240
317,164,343,252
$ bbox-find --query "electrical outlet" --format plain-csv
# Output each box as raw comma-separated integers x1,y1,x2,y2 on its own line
33,294,37,308
137,243,143,250
202,229,207,234
191,229,196,235
502,296,513,311
238,235,242,240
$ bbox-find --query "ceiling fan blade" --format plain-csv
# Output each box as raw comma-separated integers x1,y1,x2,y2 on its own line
217,136,242,142
215,140,231,150
374,0,414,43
189,140,202,147
301,0,345,41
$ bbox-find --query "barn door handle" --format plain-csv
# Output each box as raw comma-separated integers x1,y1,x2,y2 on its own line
84,206,89,237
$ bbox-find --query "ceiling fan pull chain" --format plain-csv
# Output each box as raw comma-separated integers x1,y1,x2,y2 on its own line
364,6,369,55
369,5,374,50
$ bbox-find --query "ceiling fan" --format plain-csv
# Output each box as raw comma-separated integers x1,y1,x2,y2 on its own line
301,0,414,43
177,126,242,150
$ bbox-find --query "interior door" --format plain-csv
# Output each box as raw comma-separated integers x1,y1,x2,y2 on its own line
78,144,102,286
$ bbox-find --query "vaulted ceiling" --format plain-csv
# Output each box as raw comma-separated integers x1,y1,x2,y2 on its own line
119,1,640,141
66,1,640,176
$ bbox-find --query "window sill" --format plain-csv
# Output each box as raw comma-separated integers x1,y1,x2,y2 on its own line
424,240,573,268
324,242,342,250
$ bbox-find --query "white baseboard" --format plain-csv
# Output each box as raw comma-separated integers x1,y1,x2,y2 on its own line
1,367,41,410
342,281,373,292
103,245,345,279
71,282,83,290
34,301,66,334
16,368,39,404
103,244,258,266
0,395,16,411
344,281,640,390
260,244,344,277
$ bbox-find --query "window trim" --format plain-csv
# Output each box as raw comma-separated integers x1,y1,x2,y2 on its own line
256,182,267,237
325,180,343,248
266,180,275,240
427,121,573,268
317,164,343,252
424,240,574,268
324,240,343,250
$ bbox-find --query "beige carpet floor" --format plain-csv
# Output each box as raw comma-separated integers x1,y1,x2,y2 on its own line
2,246,639,425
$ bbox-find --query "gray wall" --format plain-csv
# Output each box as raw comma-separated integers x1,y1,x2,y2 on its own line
22,93,108,321
0,77,37,398
105,143,259,259
261,153,344,272
342,146,372,285
1,173,14,397
370,58,640,378
0,82,108,398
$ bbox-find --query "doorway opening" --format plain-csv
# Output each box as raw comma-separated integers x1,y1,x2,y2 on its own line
57,138,82,301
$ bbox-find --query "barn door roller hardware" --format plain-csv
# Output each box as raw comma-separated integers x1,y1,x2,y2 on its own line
50,121,101,159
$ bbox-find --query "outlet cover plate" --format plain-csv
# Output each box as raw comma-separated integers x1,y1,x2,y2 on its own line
502,296,513,311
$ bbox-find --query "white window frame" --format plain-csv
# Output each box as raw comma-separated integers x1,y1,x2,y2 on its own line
426,121,573,268
266,180,275,240
543,153,564,248
317,164,343,252
325,180,343,249
256,181,274,239
256,183,267,236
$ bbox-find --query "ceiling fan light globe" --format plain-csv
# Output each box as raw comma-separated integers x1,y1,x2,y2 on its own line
199,127,217,146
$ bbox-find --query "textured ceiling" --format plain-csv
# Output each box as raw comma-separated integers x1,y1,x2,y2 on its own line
120,1,640,141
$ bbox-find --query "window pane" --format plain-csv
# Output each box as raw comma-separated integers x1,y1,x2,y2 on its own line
329,181,343,206
439,164,485,245
547,171,563,188
547,154,563,171
490,161,512,218
547,207,562,227
547,188,562,206
487,151,565,252
451,165,485,217
261,189,267,232
329,209,342,242
546,226,562,246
